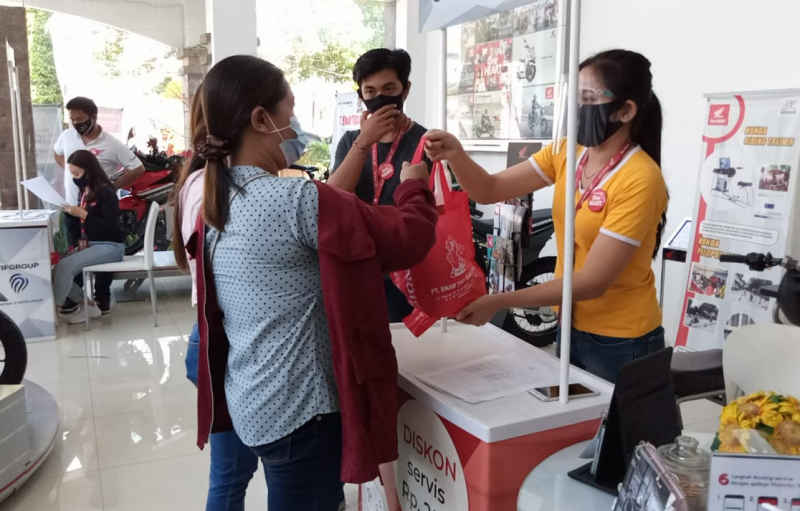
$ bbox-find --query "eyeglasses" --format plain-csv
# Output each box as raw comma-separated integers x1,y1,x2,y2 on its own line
579,87,615,105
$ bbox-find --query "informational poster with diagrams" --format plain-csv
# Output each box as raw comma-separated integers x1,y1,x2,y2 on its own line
677,91,800,350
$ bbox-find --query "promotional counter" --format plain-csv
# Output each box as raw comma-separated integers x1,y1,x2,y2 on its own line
0,210,57,343
360,322,613,511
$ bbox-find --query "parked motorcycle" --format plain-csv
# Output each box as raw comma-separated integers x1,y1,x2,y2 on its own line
117,133,184,256
720,252,800,325
469,199,558,347
0,310,26,385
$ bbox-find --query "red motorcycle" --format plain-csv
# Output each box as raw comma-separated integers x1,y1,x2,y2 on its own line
115,133,184,256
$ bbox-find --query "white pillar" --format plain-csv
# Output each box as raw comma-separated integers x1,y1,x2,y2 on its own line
206,0,257,64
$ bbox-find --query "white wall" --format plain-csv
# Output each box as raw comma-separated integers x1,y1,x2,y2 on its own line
401,0,800,345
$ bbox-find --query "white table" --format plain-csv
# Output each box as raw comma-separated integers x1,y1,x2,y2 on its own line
383,322,614,511
516,432,716,511
516,440,614,511
0,209,57,342
391,322,614,443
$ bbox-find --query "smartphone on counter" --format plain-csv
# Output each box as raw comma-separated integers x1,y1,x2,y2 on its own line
529,383,598,402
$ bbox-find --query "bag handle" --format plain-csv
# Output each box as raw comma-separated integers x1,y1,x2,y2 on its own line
412,137,453,205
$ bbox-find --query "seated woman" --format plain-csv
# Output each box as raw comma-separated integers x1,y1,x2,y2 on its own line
54,149,125,323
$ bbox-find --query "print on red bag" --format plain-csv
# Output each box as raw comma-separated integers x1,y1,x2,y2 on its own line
428,265,482,302
445,237,467,278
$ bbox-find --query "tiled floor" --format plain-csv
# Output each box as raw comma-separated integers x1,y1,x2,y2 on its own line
2,276,722,510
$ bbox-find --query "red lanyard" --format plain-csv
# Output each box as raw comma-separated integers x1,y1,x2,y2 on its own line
574,142,631,212
78,192,90,250
371,128,408,205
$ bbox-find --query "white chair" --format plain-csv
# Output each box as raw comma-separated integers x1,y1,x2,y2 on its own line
82,201,179,327
723,323,800,401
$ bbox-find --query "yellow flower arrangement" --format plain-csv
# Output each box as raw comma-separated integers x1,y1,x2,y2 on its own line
716,391,800,455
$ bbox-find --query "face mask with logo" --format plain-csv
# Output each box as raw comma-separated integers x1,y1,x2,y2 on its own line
577,102,623,147
363,93,404,114
73,118,94,136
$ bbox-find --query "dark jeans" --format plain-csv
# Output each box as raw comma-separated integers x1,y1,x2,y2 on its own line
186,324,258,511
251,413,344,511
557,326,666,383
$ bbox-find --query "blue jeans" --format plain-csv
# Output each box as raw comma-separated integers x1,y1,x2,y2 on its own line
557,326,666,383
251,412,344,511
186,325,258,511
53,241,124,305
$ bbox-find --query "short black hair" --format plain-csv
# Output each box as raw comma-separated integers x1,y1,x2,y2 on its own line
65,96,98,116
353,48,411,91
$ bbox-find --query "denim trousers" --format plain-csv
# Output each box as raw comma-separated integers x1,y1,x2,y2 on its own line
557,326,666,383
186,324,258,511
52,241,124,305
251,412,344,511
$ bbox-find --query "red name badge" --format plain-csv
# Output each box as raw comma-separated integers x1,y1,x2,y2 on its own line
379,162,394,180
588,189,607,212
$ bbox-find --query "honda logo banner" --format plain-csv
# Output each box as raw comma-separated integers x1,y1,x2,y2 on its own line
0,225,55,342
676,90,800,350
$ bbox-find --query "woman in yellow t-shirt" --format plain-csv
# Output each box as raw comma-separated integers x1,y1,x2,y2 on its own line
425,49,668,383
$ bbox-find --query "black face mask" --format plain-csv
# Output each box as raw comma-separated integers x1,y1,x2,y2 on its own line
363,93,404,113
73,176,88,188
73,118,94,136
577,102,623,147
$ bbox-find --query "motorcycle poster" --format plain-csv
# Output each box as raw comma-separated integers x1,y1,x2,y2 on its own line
676,90,800,350
445,0,559,142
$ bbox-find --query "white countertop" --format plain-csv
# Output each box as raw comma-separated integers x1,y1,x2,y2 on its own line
0,209,56,228
391,322,614,444
516,432,716,511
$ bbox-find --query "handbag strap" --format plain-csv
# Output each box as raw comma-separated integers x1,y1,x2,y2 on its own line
411,136,453,205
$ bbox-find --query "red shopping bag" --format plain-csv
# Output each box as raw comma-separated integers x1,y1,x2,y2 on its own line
390,140,486,336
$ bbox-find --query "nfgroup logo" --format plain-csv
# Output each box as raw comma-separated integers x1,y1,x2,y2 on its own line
10,273,29,294
708,104,731,126
0,262,39,271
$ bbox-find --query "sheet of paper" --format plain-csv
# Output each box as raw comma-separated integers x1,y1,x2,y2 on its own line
21,176,67,206
414,354,563,403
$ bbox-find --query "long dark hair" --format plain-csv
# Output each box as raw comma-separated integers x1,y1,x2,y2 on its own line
67,149,113,203
171,85,207,271
200,55,288,231
579,49,667,257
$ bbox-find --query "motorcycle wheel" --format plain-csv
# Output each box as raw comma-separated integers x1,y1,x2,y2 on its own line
502,256,558,347
526,63,536,82
121,210,146,256
0,310,27,384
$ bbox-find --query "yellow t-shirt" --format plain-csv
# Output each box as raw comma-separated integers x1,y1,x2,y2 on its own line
529,140,668,338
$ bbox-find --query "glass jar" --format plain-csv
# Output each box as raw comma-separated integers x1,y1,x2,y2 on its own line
657,435,711,511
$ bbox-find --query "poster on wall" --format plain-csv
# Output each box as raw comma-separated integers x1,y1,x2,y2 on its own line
676,90,800,351
446,0,560,141
330,91,364,165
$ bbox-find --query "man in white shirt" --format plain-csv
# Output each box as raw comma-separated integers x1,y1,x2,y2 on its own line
54,96,145,205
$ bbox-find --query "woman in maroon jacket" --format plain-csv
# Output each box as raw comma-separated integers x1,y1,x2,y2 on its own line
174,55,437,510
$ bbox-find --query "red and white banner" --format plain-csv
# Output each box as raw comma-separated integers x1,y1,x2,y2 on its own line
330,91,363,165
676,90,800,350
